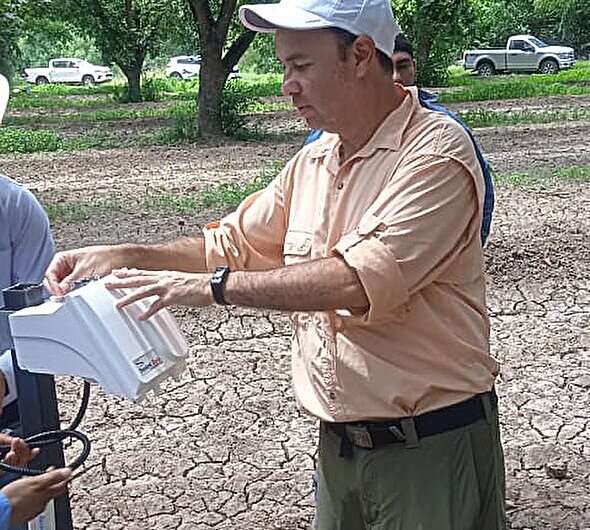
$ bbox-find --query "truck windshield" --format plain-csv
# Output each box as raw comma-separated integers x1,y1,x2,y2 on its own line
529,37,548,48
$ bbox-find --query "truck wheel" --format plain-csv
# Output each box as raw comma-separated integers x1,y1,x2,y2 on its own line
539,59,559,75
170,72,183,80
477,61,495,77
82,75,95,87
35,76,49,85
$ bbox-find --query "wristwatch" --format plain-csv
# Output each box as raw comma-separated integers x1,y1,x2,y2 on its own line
210,266,230,305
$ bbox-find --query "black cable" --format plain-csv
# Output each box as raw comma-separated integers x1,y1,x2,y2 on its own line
0,381,92,476
65,379,91,432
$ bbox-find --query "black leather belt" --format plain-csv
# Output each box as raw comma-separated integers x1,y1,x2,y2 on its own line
325,389,497,454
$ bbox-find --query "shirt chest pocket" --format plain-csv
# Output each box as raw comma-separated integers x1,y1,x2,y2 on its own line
283,231,312,266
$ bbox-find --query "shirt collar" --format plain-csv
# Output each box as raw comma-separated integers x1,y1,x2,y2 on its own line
307,85,417,162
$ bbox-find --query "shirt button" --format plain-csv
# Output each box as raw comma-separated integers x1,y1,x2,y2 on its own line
329,392,336,400
336,183,344,190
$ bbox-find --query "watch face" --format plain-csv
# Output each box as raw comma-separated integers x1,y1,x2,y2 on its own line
213,267,229,283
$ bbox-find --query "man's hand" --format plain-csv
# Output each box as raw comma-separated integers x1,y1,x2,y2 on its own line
44,245,131,296
106,268,214,320
0,435,40,469
3,468,72,525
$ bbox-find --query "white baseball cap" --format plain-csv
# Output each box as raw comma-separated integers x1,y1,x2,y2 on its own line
239,0,400,57
0,74,9,125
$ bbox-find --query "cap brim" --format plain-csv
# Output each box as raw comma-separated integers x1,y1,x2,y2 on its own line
239,4,333,33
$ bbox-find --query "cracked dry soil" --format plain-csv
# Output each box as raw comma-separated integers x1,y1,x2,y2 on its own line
2,98,589,529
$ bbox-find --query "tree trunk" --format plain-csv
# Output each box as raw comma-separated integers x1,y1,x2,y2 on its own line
188,0,257,137
198,68,227,137
118,63,143,103
197,38,227,137
125,67,142,102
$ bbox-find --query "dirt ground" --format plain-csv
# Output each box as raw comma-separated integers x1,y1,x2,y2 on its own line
1,93,589,529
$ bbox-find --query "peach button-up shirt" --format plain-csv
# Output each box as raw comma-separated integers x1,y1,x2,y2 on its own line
203,86,499,422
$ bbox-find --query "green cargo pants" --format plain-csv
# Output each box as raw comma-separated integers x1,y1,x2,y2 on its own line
313,405,506,530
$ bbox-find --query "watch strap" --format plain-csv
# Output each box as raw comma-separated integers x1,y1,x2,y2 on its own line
210,266,230,305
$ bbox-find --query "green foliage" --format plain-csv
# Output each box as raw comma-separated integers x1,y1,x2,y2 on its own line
56,0,184,102
155,101,199,144
16,18,102,70
534,0,590,54
220,80,253,134
393,0,476,86
0,0,23,78
470,0,536,48
0,127,63,153
237,73,282,97
0,125,116,153
240,33,281,74
26,82,116,96
111,75,162,103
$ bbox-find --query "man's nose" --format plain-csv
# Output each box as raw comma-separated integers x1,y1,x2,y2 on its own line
392,71,402,85
282,77,300,97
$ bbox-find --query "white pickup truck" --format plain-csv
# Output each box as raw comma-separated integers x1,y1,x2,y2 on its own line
463,35,576,77
23,58,113,86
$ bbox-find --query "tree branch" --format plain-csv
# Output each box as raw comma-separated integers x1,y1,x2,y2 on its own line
218,0,238,35
223,29,256,70
188,0,214,41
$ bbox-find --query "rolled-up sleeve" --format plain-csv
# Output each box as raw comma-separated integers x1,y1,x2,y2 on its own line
203,170,288,272
334,154,481,324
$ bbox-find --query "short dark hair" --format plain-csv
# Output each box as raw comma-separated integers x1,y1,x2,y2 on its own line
394,34,414,58
328,27,393,75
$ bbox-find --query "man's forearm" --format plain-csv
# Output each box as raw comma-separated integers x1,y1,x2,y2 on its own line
223,256,369,312
124,236,208,273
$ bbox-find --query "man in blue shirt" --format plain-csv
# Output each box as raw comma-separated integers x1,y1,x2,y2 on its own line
0,74,55,424
0,74,70,529
305,34,495,245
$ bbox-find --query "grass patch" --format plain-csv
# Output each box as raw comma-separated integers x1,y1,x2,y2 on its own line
8,94,115,111
495,165,590,187
23,83,119,97
439,79,590,103
45,199,124,223
460,108,590,128
0,128,63,154
4,106,171,126
0,127,119,154
141,190,201,214
151,102,199,144
440,61,590,102
200,160,284,209
45,160,286,222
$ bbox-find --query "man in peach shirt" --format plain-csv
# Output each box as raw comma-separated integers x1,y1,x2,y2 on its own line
45,0,506,528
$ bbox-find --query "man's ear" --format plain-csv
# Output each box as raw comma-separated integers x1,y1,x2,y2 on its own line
351,35,376,77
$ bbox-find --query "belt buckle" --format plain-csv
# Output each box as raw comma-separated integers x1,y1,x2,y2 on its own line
345,425,374,449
